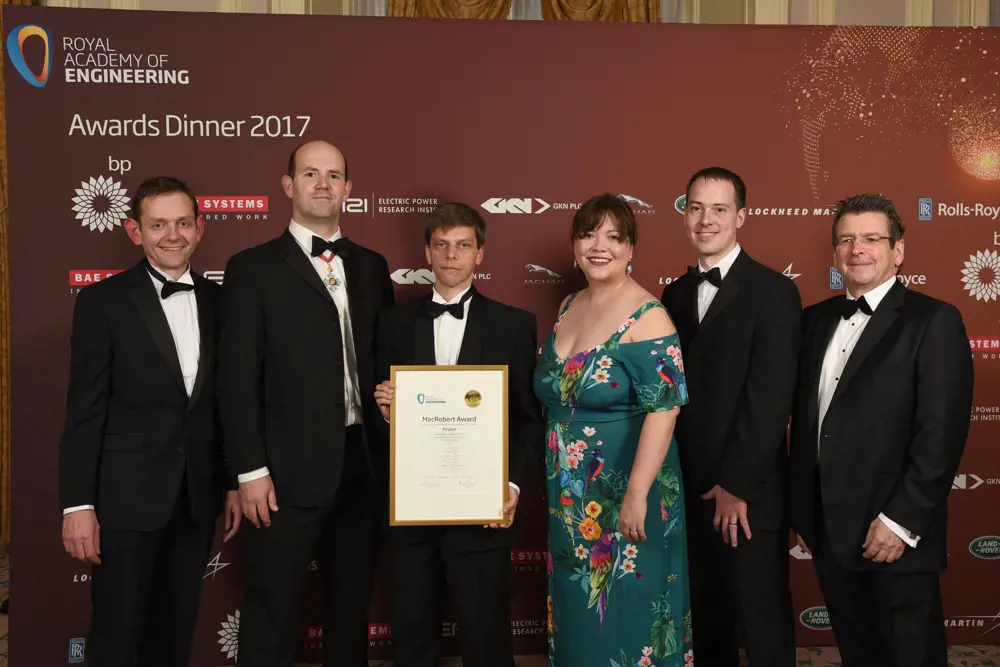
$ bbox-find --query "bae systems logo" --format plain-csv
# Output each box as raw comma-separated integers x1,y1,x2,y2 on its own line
5,24,53,87
72,175,130,233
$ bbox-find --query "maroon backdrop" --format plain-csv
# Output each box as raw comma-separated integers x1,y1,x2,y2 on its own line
4,5,999,665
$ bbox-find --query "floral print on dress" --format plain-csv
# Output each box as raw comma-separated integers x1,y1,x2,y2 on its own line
534,294,693,667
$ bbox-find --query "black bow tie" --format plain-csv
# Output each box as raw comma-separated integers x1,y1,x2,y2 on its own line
425,286,477,320
144,261,194,299
686,265,723,288
311,236,351,258
840,295,873,320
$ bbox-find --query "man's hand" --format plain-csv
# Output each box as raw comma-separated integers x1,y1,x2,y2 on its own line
702,484,751,546
486,485,519,529
862,518,905,563
374,381,394,421
222,490,242,542
63,510,101,564
240,475,277,528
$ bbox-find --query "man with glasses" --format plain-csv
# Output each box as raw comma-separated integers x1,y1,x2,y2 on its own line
788,193,974,667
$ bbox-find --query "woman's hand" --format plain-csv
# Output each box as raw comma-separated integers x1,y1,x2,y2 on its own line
618,490,647,542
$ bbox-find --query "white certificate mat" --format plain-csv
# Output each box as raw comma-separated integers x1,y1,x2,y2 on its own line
389,365,508,526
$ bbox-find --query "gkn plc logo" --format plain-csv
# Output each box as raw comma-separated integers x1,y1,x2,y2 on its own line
481,198,550,214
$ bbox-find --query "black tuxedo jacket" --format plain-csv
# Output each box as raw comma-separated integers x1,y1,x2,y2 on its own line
58,261,229,531
217,229,394,508
661,249,802,530
789,280,974,572
375,289,545,548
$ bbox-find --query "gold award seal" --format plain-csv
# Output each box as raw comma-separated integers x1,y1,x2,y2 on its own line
464,389,482,407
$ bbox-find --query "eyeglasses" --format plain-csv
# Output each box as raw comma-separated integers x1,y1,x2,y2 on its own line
835,235,892,248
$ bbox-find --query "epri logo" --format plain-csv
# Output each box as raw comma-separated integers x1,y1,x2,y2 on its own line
798,606,832,630
218,610,240,661
72,175,131,233
5,24,53,88
961,247,1000,302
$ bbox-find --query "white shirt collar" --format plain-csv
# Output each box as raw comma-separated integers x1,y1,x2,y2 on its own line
432,284,473,305
847,273,897,310
288,219,341,254
699,243,741,278
146,262,194,294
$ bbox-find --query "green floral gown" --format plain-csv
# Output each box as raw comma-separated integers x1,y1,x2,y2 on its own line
533,295,694,667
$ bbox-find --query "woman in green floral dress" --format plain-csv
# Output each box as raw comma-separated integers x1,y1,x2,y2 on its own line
533,195,693,667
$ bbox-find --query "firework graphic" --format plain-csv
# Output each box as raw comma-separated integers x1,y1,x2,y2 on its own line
781,26,1000,196
71,175,131,233
961,248,1000,302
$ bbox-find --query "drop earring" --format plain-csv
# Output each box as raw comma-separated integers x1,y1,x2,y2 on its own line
627,261,633,274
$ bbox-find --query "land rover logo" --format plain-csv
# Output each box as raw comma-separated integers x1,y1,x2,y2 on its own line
799,606,831,630
674,194,686,214
969,536,1000,559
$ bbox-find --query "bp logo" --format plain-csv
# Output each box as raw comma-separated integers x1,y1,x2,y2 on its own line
969,536,1000,559
799,606,832,630
674,194,686,214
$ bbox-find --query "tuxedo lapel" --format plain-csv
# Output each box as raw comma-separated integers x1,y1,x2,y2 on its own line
669,277,700,344
456,294,487,365
128,266,185,395
188,278,213,408
412,298,437,366
829,281,905,409
698,250,749,332
806,309,840,438
279,230,334,305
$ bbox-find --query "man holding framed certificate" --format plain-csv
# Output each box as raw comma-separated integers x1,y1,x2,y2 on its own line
374,202,544,667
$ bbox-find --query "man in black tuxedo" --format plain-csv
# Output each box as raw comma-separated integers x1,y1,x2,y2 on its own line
661,167,799,667
218,140,394,667
789,194,973,667
58,176,241,667
372,203,543,667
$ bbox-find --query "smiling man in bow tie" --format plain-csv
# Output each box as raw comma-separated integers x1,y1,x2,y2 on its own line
373,203,544,667
217,140,394,667
788,194,973,667
660,167,800,667
58,176,241,667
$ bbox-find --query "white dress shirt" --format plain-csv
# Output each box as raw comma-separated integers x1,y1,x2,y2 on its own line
816,274,918,548
697,243,741,323
426,285,519,495
238,220,364,484
64,263,200,515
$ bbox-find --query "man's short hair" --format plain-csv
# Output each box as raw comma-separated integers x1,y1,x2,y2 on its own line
424,203,486,247
831,194,905,248
130,176,198,223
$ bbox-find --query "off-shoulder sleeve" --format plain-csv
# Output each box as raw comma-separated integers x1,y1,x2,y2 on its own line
620,334,689,413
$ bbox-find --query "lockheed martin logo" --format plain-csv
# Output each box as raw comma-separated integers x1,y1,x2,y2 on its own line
481,198,550,214
204,551,231,580
782,263,802,280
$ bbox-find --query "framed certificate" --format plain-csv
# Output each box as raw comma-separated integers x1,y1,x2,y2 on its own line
389,364,508,526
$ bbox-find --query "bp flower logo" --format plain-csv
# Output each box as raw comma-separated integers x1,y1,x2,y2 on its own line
961,249,1000,302
218,610,239,661
71,175,130,233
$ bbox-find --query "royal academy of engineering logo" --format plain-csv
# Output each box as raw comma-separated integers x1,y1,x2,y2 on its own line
72,175,130,233
218,610,240,661
798,606,832,630
5,24,53,87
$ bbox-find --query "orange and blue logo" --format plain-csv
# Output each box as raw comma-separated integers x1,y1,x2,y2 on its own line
5,24,53,88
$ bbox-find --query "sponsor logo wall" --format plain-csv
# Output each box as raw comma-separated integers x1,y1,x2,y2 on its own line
4,6,999,665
